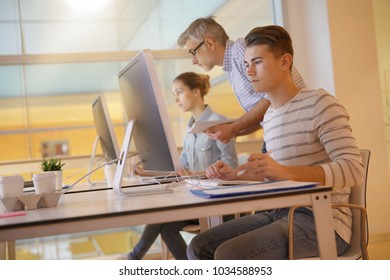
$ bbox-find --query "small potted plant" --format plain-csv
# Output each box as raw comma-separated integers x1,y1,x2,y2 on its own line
40,157,65,172
39,157,65,192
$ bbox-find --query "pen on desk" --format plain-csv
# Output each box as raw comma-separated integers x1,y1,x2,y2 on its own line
237,169,247,176
0,211,27,218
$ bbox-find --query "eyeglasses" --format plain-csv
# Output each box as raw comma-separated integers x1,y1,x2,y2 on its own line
189,41,205,57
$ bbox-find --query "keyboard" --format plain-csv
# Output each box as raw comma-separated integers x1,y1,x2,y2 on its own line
138,175,179,184
138,174,206,184
118,184,173,197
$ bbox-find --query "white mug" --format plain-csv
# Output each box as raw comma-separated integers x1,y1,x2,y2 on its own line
104,164,117,188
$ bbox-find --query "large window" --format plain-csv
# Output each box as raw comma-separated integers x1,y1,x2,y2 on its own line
0,0,275,179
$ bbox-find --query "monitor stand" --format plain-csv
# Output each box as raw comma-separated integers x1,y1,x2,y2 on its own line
86,135,107,186
87,135,139,186
112,120,173,197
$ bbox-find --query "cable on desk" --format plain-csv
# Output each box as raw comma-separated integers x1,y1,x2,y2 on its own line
62,158,119,193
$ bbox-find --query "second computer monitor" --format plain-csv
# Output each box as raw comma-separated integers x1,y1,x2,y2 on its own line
92,94,120,162
118,49,181,172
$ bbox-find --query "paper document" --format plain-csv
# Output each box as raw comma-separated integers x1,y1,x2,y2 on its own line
188,119,237,134
190,180,318,198
185,178,262,188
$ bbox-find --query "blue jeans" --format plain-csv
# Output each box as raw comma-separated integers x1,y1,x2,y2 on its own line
128,220,198,260
187,208,349,260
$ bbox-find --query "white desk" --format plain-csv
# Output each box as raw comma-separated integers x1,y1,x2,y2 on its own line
0,183,336,259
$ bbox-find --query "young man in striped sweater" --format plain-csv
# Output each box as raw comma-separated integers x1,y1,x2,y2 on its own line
187,25,364,260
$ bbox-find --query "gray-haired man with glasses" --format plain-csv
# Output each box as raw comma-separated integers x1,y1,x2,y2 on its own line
178,17,306,144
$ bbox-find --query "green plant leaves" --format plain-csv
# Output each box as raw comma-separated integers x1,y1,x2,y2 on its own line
40,157,65,171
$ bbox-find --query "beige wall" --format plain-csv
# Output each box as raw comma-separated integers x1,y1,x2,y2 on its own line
373,0,390,93
283,0,390,238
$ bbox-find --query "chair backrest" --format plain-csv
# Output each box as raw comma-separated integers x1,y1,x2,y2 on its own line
339,149,370,259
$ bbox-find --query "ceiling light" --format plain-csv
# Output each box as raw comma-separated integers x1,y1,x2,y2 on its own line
63,0,110,13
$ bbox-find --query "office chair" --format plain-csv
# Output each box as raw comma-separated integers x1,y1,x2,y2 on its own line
288,149,370,260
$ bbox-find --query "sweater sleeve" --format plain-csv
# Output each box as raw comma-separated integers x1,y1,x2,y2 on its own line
316,93,364,189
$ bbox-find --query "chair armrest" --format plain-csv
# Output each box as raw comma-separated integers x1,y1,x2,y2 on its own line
288,203,368,260
330,203,369,260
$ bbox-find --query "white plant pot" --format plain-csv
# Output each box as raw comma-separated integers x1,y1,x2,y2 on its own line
33,172,56,194
45,170,63,191
0,175,24,198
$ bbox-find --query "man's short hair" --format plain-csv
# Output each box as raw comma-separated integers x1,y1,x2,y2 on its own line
244,25,294,59
178,17,229,46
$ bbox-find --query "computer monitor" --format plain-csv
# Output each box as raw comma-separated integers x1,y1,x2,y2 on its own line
91,94,120,163
117,49,181,172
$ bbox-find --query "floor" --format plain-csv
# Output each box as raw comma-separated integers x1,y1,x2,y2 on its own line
367,239,390,260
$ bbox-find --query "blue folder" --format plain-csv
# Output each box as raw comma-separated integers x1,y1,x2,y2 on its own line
190,180,318,199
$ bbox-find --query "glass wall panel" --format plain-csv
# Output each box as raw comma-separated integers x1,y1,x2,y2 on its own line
24,63,120,96
0,0,21,55
0,65,28,161
0,134,29,162
23,91,124,158
0,65,24,97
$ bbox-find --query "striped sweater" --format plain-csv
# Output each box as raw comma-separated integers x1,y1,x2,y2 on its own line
262,88,364,243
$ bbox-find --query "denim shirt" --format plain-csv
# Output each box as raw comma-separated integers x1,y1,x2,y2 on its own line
180,105,238,171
